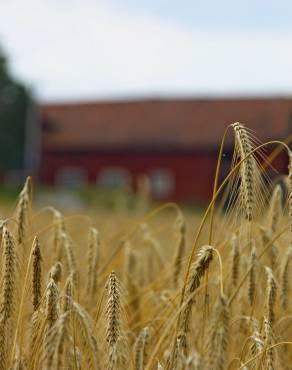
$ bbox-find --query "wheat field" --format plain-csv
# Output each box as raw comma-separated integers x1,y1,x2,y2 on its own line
0,122,291,370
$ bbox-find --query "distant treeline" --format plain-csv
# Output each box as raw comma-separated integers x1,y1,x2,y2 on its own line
0,45,32,173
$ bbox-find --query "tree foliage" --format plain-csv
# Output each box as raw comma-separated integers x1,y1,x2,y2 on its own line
0,47,32,172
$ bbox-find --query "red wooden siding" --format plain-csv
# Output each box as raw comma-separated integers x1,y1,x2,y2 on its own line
39,97,292,202
41,150,218,202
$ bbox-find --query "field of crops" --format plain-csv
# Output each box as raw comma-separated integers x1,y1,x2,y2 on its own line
0,122,291,370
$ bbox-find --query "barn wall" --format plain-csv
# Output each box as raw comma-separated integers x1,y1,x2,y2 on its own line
40,150,219,203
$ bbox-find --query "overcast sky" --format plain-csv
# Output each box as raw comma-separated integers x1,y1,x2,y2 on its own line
1,0,292,102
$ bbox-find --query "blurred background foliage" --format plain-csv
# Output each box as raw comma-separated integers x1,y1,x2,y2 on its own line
0,45,32,172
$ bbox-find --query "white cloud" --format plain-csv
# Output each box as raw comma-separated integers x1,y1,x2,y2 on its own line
0,0,292,101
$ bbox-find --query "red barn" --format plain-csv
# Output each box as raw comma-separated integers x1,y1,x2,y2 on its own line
39,98,291,203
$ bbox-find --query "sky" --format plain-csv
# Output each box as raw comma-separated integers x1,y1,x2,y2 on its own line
1,0,292,102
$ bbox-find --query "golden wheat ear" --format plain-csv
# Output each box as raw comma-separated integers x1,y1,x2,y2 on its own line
231,122,266,223
263,317,276,370
32,237,42,311
170,245,214,365
48,261,63,284
44,311,71,370
106,271,121,346
134,327,150,370
43,278,59,369
70,301,100,369
86,227,100,299
44,278,59,328
264,266,277,327
230,233,240,287
0,227,17,370
123,242,141,330
172,213,186,289
248,241,257,306
61,273,75,313
250,318,264,363
61,232,77,285
280,247,292,310
51,208,65,259
0,227,16,322
106,271,129,370
268,184,283,233
206,293,229,370
15,176,32,246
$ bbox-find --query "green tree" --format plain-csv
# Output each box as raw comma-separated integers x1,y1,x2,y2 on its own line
0,47,32,173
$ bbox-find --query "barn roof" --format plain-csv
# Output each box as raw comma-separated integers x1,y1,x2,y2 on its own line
40,97,291,151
